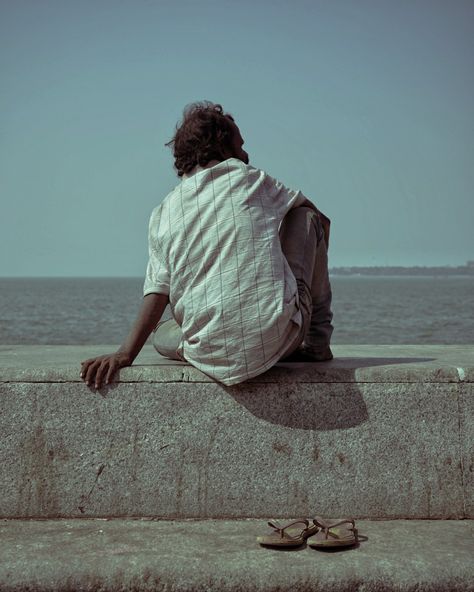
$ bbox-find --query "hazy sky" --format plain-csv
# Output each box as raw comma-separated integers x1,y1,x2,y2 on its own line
1,0,473,276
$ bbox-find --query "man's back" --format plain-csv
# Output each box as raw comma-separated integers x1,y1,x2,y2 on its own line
144,157,307,385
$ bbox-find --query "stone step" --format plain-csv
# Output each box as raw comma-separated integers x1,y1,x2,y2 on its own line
0,345,472,519
1,518,473,591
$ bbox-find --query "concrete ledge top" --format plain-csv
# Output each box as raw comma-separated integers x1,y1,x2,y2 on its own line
0,344,473,384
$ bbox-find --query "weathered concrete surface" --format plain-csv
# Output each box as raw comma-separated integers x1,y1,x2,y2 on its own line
0,518,473,592
460,382,474,517
0,345,472,519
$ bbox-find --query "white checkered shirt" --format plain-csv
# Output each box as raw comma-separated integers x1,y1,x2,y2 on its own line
144,157,311,385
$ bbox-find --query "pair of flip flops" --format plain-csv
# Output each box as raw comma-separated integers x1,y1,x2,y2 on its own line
257,516,358,548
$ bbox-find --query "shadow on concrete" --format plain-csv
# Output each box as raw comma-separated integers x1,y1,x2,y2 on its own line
226,382,369,430
275,355,435,370
224,356,435,431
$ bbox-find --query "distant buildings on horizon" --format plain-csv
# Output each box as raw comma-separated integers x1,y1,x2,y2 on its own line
330,261,474,276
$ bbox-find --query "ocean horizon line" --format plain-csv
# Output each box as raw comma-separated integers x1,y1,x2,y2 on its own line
1,264,474,280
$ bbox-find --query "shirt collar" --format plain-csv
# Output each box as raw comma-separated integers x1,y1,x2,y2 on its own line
182,159,221,180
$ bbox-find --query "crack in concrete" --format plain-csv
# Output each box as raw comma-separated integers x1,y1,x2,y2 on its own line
200,420,222,515
456,386,467,519
3,377,471,385
78,463,106,514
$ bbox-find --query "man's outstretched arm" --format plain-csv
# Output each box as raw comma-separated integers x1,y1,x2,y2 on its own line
80,292,169,389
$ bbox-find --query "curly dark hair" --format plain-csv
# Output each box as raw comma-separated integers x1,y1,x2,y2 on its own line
165,101,236,177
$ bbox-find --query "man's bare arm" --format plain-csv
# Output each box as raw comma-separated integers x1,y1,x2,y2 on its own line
80,292,169,389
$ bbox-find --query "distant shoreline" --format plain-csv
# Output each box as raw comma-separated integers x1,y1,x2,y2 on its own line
330,266,474,277
1,266,474,279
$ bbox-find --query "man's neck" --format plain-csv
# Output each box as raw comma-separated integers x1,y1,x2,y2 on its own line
183,159,221,180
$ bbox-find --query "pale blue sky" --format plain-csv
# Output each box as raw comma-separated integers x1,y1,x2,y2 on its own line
1,0,473,276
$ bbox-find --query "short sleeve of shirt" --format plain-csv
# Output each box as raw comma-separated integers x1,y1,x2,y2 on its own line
262,171,310,218
143,207,170,297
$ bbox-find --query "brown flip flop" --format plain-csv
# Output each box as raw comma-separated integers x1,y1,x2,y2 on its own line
256,518,320,548
307,516,358,548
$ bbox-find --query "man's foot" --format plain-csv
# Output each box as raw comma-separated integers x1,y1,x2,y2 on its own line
281,345,333,363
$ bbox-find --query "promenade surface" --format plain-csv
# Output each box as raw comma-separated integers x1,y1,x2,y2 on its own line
1,518,473,591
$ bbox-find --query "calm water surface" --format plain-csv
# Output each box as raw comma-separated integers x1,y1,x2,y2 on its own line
0,276,473,345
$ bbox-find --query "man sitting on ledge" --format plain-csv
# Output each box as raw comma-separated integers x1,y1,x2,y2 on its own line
81,101,334,388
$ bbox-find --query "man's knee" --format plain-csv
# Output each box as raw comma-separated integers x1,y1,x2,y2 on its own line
284,207,323,243
281,206,316,234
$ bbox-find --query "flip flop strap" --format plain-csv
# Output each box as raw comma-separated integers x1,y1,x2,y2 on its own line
313,516,355,539
268,518,309,539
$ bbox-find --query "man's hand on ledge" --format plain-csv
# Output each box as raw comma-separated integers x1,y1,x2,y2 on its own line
80,292,169,390
80,351,133,390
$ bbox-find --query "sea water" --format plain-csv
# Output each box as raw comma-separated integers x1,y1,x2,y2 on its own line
0,276,473,345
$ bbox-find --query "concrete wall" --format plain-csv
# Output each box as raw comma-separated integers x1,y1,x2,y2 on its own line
0,345,472,519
